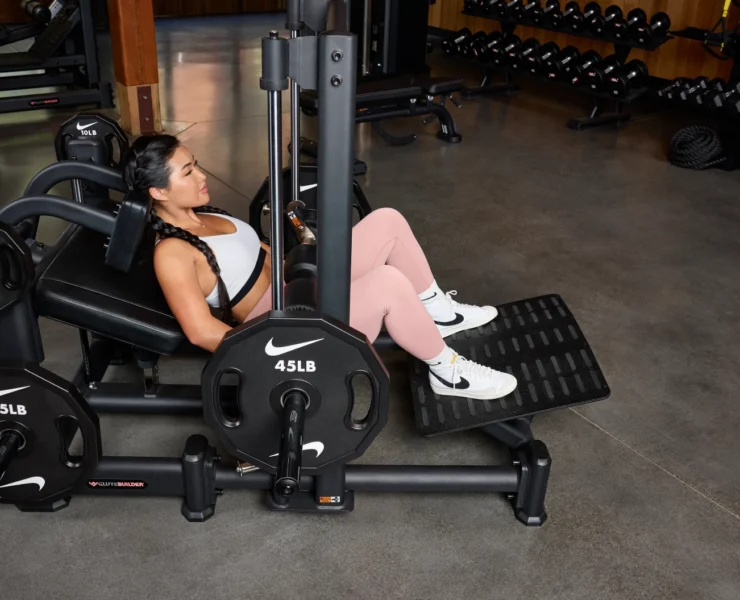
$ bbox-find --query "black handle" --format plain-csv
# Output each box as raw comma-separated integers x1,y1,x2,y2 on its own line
0,430,22,478
273,391,309,499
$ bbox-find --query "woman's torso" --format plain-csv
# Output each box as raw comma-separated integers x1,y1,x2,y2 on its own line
159,214,271,320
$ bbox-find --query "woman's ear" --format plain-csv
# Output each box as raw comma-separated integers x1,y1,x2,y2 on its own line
149,187,168,202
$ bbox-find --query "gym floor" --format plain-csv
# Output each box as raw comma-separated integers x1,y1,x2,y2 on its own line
2,13,740,600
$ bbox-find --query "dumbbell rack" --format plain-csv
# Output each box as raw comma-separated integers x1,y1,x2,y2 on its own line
461,7,672,130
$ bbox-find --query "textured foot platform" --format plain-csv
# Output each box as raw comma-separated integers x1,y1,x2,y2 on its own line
409,295,610,437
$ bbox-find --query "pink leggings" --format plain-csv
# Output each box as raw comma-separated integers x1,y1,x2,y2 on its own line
246,208,445,360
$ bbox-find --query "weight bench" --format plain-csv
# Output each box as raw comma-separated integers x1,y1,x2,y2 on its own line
300,75,464,145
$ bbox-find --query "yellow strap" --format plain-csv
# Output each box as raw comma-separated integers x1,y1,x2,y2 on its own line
723,0,732,18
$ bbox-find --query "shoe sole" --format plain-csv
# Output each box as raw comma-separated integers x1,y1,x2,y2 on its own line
430,377,518,401
438,307,498,338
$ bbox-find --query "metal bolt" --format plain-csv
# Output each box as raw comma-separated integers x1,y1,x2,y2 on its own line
331,75,343,87
143,95,148,100
331,49,343,62
269,30,279,39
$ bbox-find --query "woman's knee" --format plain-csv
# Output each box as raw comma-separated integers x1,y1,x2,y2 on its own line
369,265,416,300
368,207,408,232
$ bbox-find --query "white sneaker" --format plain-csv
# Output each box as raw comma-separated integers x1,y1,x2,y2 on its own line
428,354,518,400
421,290,498,338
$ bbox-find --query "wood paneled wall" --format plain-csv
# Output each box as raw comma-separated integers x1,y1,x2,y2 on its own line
0,3,28,24
152,0,286,17
430,0,739,80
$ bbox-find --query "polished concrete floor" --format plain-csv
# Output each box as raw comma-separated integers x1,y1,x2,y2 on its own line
2,13,740,600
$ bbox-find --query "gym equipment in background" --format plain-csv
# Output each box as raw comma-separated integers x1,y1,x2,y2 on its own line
589,5,621,36
442,28,472,56
582,54,622,92
525,41,560,74
632,12,671,46
349,0,432,80
544,46,580,79
543,0,564,29
0,0,113,114
460,1,672,130
0,0,610,524
566,2,599,33
0,0,52,48
17,113,129,248
311,1,463,145
605,60,648,98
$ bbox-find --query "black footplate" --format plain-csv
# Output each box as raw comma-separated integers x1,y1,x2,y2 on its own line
409,295,610,437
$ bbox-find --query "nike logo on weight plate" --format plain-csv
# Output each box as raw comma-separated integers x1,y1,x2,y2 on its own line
0,476,45,491
265,337,324,357
0,386,29,397
76,121,97,130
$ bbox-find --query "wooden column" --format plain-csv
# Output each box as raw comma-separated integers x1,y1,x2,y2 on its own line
107,0,162,135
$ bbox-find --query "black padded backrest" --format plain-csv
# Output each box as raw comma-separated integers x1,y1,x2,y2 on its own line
34,227,188,355
106,189,152,273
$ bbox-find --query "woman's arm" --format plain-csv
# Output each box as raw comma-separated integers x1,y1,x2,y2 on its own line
154,239,232,352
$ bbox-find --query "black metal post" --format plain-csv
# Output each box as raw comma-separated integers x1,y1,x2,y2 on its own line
261,32,290,311
317,32,357,324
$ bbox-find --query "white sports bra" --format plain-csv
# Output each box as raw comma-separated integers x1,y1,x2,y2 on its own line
156,214,265,308
198,214,265,308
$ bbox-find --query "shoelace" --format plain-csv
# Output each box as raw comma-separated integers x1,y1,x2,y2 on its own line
451,355,497,389
445,290,477,310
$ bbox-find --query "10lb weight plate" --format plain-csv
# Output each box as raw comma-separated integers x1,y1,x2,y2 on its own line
202,312,390,473
54,113,129,167
0,365,101,508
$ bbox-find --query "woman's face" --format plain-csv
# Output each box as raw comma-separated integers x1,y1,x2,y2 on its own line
151,145,209,208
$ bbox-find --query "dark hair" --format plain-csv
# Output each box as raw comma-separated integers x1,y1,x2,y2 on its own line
123,135,235,325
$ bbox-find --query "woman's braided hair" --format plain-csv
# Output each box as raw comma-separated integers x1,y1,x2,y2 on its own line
123,134,235,325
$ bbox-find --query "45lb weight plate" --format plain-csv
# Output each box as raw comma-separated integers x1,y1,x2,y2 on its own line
0,365,101,508
202,313,390,473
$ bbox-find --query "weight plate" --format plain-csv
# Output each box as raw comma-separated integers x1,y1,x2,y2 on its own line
202,313,390,473
0,365,101,506
54,113,130,168
0,222,34,314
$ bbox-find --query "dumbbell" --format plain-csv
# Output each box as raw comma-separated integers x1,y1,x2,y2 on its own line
656,77,690,99
583,54,622,91
566,50,601,85
21,0,51,24
491,34,522,66
525,41,560,74
610,8,646,41
567,2,599,33
632,12,671,45
590,5,622,36
561,2,581,28
544,46,580,79
495,0,523,18
442,28,473,56
543,0,564,28
606,60,648,97
508,38,540,70
695,79,726,106
462,31,488,58
482,0,505,13
478,31,504,62
705,82,740,112
677,76,710,102
515,0,544,24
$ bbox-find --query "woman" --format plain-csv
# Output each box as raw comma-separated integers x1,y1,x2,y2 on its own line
124,135,517,400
